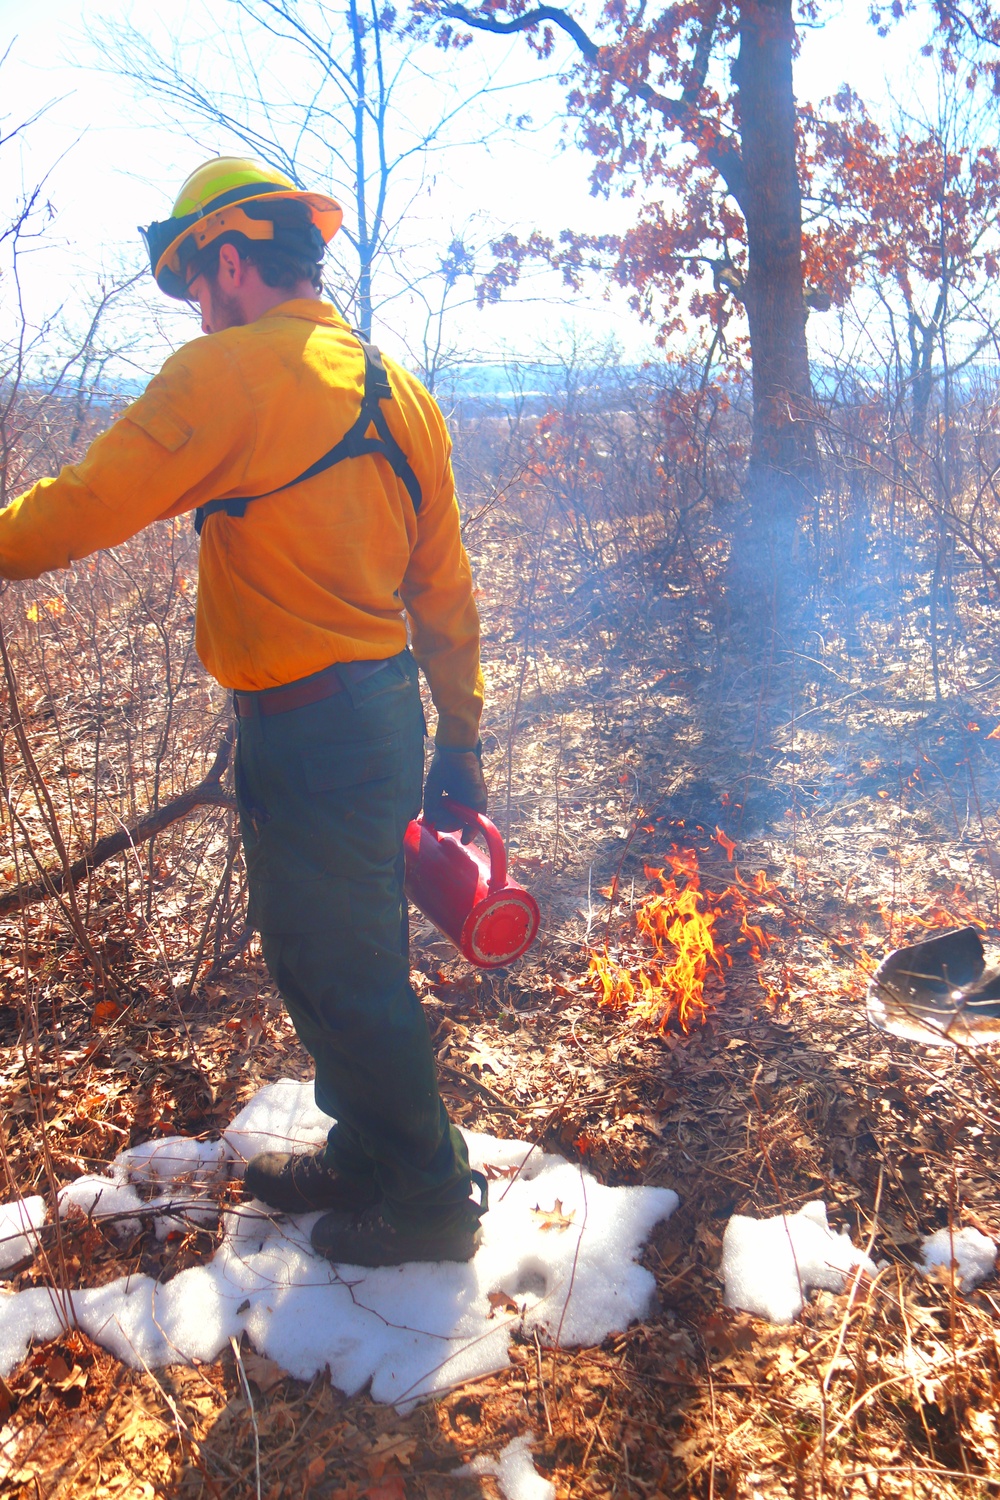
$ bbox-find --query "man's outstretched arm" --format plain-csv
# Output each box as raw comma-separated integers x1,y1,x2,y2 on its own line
0,340,253,579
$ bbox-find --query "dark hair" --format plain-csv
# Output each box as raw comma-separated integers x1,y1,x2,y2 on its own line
190,234,323,292
185,199,325,293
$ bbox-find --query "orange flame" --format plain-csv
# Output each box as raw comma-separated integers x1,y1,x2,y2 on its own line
589,849,784,1034
714,826,737,861
878,884,986,945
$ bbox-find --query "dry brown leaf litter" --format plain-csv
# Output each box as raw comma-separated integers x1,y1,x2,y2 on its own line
0,446,999,1495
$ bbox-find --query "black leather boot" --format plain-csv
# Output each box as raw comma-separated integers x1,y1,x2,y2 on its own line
310,1170,488,1266
244,1148,380,1215
311,1206,483,1266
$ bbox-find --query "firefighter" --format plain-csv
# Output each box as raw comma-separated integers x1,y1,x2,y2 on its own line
0,158,489,1267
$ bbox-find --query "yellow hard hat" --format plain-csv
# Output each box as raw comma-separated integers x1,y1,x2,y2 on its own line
140,156,343,299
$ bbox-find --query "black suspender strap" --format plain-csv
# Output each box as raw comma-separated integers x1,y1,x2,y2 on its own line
194,334,423,535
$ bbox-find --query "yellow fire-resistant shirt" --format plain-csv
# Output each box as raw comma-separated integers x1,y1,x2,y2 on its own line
0,299,483,748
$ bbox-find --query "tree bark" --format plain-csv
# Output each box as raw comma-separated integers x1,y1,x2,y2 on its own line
725,0,816,635
732,0,815,488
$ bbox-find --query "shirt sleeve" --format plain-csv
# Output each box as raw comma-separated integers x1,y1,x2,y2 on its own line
397,386,484,750
0,339,256,580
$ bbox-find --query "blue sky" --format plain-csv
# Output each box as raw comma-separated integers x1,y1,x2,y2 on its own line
0,0,935,375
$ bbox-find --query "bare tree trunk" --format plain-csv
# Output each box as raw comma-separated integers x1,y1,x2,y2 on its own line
349,0,374,340
727,0,815,633
911,327,935,444
733,0,815,487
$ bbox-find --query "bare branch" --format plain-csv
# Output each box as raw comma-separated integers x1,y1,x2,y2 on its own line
0,731,236,918
442,2,600,60
441,0,746,202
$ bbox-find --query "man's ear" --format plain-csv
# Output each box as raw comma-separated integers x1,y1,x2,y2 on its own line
217,242,244,286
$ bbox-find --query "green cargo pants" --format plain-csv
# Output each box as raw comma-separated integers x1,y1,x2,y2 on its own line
234,649,476,1233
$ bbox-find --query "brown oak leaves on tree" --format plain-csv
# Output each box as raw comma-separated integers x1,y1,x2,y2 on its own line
420,0,1000,494
802,73,1000,442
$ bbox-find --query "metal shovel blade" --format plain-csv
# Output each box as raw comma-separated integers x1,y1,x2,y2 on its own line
867,924,1000,1047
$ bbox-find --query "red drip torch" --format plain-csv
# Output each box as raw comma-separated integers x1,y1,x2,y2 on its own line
403,800,540,968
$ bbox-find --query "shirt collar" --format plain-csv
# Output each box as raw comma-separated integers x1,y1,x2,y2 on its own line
263,298,351,329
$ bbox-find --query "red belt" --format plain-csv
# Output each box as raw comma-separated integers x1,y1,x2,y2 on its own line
234,659,390,718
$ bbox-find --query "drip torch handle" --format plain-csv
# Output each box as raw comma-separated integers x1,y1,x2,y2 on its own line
433,799,508,893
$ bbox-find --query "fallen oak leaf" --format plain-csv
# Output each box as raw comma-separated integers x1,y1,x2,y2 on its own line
241,1349,289,1394
482,1161,520,1181
362,1479,406,1500
366,1433,419,1479
532,1199,576,1232
302,1456,326,1489
44,1353,88,1394
368,1434,418,1466
44,1352,73,1386
487,1289,519,1317
14,1370,43,1400
466,1043,504,1076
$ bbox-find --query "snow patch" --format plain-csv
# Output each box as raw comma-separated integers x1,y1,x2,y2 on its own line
722,1201,876,1324
0,1080,677,1406
57,1176,143,1233
918,1227,996,1293
0,1288,65,1375
0,1197,46,1271
222,1080,334,1169
462,1434,555,1500
119,1136,228,1186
